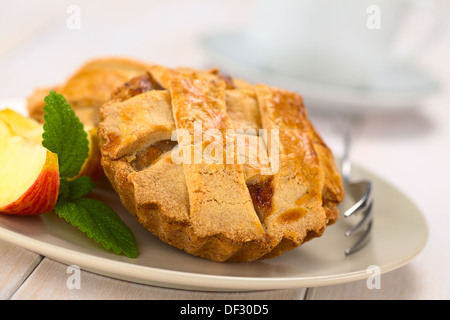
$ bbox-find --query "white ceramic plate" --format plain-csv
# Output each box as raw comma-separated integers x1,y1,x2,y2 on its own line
200,32,440,115
0,99,428,291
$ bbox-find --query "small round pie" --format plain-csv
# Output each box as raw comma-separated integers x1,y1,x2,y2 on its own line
27,57,150,129
98,65,344,262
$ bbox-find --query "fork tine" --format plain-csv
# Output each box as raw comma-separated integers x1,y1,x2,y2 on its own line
345,218,373,256
345,200,373,237
344,181,373,217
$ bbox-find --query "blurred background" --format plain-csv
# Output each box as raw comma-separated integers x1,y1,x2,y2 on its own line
1,0,448,106
0,0,255,98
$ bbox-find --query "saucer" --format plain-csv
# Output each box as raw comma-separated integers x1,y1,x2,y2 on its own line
200,32,440,114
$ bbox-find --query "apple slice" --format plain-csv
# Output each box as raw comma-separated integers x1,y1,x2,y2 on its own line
0,108,103,181
0,108,44,144
0,118,13,147
0,128,60,215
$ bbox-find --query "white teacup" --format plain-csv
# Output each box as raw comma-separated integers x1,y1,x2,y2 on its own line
245,0,446,88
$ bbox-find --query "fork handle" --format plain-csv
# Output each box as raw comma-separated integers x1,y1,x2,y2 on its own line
341,125,352,182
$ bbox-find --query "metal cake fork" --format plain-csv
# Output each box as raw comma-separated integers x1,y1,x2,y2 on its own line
341,123,374,256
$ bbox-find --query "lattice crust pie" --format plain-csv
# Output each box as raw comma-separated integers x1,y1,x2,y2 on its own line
27,57,150,129
98,65,344,262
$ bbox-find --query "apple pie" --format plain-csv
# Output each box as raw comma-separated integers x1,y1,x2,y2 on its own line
27,57,150,129
98,64,344,262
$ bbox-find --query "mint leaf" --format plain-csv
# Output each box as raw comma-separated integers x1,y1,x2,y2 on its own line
67,176,96,200
58,176,96,202
58,179,70,202
42,91,89,179
54,198,138,259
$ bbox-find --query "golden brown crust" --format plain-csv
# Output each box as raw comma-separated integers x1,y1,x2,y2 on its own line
253,84,328,249
308,125,345,225
98,64,344,262
26,57,150,128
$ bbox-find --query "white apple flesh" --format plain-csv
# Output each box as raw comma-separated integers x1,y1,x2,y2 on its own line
0,122,60,215
0,108,43,144
0,108,103,182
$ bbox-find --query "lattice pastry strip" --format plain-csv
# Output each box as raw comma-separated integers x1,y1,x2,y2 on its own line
98,65,344,262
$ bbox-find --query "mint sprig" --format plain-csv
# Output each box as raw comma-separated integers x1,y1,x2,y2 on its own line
42,91,138,258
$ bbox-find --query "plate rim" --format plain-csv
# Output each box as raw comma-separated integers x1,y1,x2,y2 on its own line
0,166,428,292
0,216,428,291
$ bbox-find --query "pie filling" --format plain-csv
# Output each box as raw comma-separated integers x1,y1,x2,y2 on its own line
247,178,273,223
132,140,178,171
112,73,163,101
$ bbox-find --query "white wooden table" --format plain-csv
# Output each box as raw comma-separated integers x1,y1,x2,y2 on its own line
0,0,449,300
